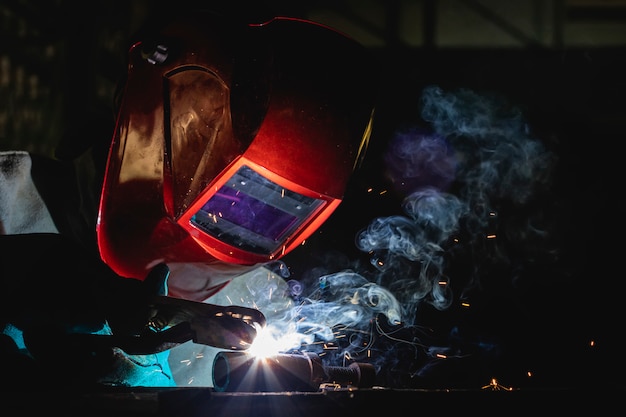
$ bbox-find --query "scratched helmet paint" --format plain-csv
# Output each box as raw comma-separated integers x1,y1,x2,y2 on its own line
96,10,377,280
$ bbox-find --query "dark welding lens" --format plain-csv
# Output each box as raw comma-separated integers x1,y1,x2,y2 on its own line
190,165,325,254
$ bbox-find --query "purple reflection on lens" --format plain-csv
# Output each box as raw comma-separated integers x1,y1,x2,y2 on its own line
202,186,298,241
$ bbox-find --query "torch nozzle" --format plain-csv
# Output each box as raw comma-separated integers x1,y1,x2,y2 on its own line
212,351,376,392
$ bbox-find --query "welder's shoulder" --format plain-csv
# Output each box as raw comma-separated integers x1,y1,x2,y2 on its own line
0,150,58,235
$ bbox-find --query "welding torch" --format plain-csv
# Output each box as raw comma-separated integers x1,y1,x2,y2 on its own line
46,262,268,355
55,295,267,355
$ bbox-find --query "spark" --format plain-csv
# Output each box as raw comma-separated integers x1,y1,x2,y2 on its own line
486,234,496,239
481,378,513,391
366,187,388,196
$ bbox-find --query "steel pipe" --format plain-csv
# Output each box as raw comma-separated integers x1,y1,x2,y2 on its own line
212,351,376,392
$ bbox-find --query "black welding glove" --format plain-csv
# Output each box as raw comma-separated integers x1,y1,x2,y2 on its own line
0,233,161,334
0,232,167,384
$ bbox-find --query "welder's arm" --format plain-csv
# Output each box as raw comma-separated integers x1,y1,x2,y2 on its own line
0,233,142,335
0,233,265,354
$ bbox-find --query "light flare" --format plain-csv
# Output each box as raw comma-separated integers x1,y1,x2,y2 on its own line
247,323,309,359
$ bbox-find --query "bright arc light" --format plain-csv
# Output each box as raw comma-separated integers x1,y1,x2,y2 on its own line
247,323,305,359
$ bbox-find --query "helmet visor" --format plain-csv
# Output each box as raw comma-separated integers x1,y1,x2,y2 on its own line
177,159,339,264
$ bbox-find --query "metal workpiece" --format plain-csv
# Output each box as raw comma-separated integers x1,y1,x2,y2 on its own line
212,351,376,392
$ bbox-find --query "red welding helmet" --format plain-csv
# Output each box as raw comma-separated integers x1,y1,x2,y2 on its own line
96,11,377,280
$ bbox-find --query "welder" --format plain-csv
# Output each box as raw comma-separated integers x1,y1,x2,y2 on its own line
0,5,378,387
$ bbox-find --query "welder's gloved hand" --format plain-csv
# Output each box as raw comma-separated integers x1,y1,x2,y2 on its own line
0,233,169,384
0,233,167,334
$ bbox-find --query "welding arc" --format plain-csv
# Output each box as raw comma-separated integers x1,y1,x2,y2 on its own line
212,351,376,392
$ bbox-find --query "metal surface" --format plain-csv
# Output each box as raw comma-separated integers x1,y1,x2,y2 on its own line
2,386,623,417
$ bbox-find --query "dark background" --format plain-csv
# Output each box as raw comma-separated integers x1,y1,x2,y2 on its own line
1,0,625,412
286,46,626,389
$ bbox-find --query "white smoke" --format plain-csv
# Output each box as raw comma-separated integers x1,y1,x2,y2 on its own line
166,84,557,386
